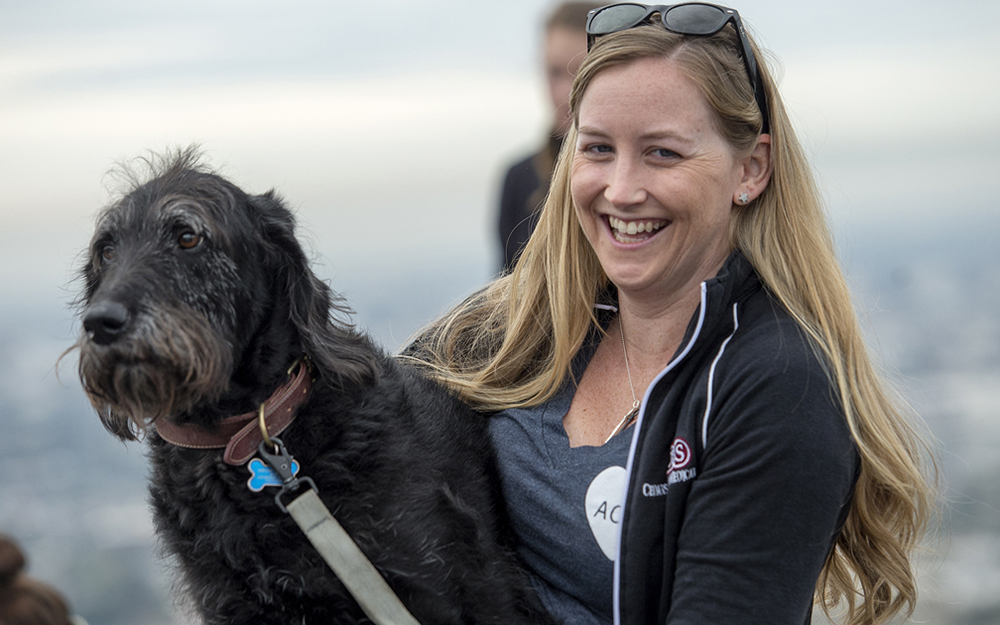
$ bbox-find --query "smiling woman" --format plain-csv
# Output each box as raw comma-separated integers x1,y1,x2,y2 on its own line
407,4,934,625
570,55,769,313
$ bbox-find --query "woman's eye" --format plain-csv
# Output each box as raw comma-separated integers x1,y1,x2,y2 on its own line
651,148,680,159
584,143,613,155
178,231,202,249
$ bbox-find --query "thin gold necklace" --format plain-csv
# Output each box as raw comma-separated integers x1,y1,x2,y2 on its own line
605,315,641,444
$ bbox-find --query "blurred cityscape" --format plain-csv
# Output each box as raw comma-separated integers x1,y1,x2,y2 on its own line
1,211,997,624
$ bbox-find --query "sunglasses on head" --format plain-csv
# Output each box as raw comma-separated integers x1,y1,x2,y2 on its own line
586,2,770,134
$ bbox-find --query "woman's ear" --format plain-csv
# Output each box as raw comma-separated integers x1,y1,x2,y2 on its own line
733,134,773,205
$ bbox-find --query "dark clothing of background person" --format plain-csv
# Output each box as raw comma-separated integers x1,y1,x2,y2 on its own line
497,135,563,274
495,1,598,273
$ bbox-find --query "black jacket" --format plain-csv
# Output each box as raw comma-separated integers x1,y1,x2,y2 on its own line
614,252,859,624
496,134,563,274
497,152,540,273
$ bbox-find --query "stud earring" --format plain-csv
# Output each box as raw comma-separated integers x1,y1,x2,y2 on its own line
738,192,750,205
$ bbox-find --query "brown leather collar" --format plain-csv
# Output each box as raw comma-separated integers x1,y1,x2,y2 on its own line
154,358,313,466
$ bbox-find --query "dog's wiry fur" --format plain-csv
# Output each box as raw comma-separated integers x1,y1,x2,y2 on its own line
72,148,553,625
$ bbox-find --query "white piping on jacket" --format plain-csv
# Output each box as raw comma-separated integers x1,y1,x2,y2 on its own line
611,282,709,625
702,303,740,450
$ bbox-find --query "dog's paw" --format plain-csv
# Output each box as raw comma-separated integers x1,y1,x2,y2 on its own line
247,457,300,491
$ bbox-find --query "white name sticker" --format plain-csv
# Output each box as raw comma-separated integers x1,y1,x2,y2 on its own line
585,465,626,560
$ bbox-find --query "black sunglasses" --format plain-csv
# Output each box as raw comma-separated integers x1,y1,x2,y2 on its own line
586,2,769,133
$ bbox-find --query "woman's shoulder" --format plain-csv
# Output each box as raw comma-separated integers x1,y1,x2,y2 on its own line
705,292,851,443
721,288,824,372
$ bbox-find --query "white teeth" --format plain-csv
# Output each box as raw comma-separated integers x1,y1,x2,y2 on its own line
609,216,666,240
614,231,643,244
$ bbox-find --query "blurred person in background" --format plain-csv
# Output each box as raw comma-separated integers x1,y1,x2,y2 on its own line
411,3,935,623
0,534,86,625
497,1,603,273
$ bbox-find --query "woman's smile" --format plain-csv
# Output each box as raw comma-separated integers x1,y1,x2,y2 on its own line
606,216,670,244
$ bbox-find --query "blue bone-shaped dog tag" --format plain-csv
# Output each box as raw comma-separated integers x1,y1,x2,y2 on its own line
247,457,300,492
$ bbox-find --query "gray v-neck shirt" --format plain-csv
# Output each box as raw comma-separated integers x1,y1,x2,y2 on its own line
488,343,633,624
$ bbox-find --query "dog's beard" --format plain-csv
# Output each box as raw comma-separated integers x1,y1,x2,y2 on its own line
76,305,233,440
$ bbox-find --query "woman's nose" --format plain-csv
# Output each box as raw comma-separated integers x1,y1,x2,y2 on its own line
603,159,647,208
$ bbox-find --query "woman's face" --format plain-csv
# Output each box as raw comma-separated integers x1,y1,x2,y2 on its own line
571,56,745,305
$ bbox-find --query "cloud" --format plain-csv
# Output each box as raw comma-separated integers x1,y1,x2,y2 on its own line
781,40,998,139
0,33,223,93
0,68,545,217
776,40,1000,220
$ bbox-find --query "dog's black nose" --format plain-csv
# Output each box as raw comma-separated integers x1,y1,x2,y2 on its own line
83,301,130,345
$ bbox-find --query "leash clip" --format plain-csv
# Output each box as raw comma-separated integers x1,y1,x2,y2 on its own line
257,437,318,513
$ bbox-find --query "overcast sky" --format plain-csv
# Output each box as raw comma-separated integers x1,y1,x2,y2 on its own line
1,0,998,333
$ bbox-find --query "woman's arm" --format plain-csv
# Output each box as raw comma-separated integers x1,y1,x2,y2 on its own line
665,332,859,624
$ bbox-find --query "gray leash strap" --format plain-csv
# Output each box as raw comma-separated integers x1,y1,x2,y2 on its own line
286,490,421,625
255,438,421,625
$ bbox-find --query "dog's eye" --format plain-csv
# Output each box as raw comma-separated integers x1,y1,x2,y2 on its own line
178,232,202,250
101,245,115,261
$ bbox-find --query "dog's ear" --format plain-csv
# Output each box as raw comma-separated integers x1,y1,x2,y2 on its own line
251,191,378,390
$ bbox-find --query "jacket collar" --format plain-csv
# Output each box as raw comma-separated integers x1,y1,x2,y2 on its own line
679,250,761,349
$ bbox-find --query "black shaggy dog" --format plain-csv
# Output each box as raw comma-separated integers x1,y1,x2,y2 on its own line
71,150,552,625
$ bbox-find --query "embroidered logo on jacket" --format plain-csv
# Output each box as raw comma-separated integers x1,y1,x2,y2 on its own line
668,438,692,472
642,437,698,497
667,437,697,484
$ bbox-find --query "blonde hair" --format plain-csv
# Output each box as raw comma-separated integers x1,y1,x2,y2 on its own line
408,21,934,625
